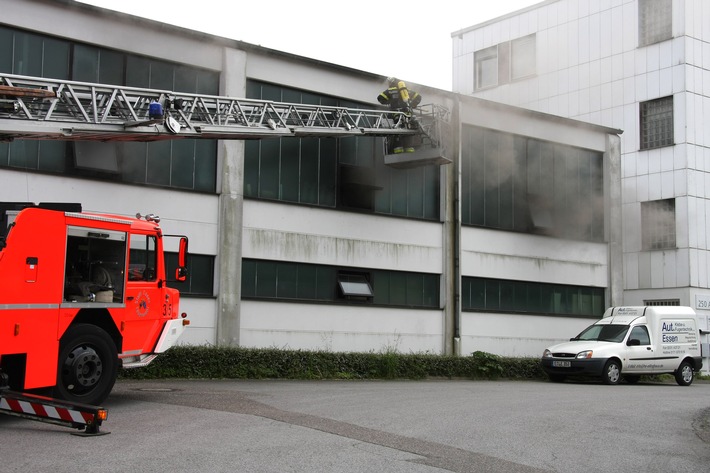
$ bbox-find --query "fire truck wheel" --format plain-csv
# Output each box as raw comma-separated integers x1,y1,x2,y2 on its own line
55,324,118,405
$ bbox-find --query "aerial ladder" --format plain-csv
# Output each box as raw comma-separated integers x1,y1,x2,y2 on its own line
0,73,448,434
0,73,450,168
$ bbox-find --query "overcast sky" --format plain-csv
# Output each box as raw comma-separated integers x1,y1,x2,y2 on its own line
78,0,542,90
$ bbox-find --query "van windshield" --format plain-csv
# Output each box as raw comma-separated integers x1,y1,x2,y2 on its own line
576,324,629,343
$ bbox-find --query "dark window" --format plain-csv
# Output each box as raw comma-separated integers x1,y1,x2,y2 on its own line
0,26,219,193
166,252,215,296
64,227,127,303
640,96,674,150
244,81,439,220
644,299,680,306
242,259,439,309
462,277,604,317
641,199,676,250
128,235,157,282
639,0,672,47
461,125,604,242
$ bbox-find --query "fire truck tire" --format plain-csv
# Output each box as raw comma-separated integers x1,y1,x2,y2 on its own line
55,324,118,405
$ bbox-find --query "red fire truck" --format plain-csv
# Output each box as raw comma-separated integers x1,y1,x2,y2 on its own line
0,202,189,406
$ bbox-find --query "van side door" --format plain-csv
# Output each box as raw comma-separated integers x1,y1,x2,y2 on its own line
624,325,654,373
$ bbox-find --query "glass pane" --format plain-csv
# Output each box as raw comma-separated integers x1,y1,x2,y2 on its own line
391,169,408,215
259,140,280,199
407,168,424,218
423,165,439,220
9,141,38,169
406,273,423,306
241,259,256,297
389,272,406,306
72,44,99,82
43,37,69,79
196,69,219,95
315,266,335,300
126,55,150,87
297,264,317,299
280,138,300,202
99,49,124,85
146,141,171,186
319,140,336,206
277,262,298,298
194,140,216,192
0,26,12,72
256,261,277,298
38,141,66,172
244,141,260,197
373,271,390,305
150,60,174,90
300,139,319,204
174,65,197,93
171,141,194,189
422,273,439,307
14,32,42,76
188,254,214,295
120,143,147,183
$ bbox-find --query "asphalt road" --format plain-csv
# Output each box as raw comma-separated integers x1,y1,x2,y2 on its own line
1,379,709,473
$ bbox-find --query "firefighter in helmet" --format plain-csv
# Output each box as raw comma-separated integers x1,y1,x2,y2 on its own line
377,77,422,153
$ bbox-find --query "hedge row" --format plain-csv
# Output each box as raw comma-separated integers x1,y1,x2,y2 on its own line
119,346,547,381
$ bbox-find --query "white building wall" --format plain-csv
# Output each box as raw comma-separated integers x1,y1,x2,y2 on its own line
241,301,444,354
455,0,710,323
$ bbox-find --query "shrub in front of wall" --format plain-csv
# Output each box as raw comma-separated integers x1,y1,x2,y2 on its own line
118,346,548,381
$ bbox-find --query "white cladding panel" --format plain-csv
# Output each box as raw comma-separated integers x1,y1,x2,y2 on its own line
461,227,608,287
240,301,444,354
243,200,443,273
459,311,594,358
0,171,219,255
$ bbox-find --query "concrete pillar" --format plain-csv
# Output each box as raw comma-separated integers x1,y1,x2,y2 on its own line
442,96,459,356
606,133,624,306
216,48,247,346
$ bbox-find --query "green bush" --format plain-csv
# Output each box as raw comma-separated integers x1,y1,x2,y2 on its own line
119,346,548,381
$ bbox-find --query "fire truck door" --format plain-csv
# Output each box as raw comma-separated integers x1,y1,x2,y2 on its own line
123,234,162,353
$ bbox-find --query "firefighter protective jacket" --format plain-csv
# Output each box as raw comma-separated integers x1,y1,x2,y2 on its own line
377,80,422,111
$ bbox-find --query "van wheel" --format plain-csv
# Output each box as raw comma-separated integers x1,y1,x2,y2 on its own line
602,360,621,385
674,361,694,386
54,324,118,405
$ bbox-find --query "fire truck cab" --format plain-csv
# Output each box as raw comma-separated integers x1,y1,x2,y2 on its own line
0,203,188,405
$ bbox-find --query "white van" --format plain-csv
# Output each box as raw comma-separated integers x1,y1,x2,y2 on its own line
541,306,703,385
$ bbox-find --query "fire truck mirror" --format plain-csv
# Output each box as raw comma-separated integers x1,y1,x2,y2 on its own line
178,237,188,267
175,267,188,282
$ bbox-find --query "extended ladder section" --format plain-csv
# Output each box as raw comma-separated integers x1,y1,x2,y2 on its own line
0,73,443,145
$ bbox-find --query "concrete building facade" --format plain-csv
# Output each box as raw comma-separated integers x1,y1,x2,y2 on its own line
1,0,622,358
453,0,710,343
